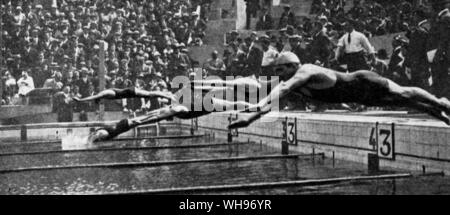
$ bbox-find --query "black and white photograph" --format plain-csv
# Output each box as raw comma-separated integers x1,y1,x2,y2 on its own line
1,0,450,199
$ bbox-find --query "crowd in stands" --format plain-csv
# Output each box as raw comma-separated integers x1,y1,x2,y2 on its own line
2,0,450,116
310,0,430,37
1,0,211,114
255,0,431,38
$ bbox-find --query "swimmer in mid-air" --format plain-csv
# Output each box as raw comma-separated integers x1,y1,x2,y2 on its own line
73,87,175,103
229,52,450,129
88,78,271,142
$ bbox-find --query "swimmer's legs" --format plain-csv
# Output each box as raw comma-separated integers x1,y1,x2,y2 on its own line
378,91,450,125
211,98,255,112
134,88,175,101
74,89,116,102
406,101,450,125
387,80,450,115
133,105,190,125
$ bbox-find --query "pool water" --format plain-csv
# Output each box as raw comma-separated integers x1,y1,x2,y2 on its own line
0,129,449,195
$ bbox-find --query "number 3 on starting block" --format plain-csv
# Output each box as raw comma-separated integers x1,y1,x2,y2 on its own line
369,123,396,160
282,118,298,146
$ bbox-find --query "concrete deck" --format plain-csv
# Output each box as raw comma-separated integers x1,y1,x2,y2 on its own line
180,111,450,174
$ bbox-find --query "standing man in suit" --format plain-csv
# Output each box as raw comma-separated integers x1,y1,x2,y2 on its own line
309,22,332,68
245,0,260,30
388,36,410,86
256,7,273,30
246,36,264,78
429,0,450,98
406,8,431,90
278,5,296,29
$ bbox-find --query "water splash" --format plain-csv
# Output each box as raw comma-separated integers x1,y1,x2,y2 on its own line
61,133,93,150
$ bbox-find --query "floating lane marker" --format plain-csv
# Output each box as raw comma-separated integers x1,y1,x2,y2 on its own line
0,134,207,147
0,142,253,157
89,173,413,195
0,154,306,174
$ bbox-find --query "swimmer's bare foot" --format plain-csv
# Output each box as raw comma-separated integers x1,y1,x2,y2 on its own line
340,103,353,111
439,98,450,115
87,134,96,144
441,111,450,126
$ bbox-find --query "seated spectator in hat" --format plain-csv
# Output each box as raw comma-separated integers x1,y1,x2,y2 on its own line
13,6,26,26
43,72,64,91
150,72,169,92
3,71,17,102
260,35,279,76
76,69,93,99
289,34,307,64
168,44,191,80
205,50,226,78
53,86,74,122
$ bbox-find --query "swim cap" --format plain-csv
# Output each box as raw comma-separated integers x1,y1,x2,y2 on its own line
275,52,301,65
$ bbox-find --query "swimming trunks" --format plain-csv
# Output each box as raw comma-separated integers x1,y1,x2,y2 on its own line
112,88,136,99
301,71,390,105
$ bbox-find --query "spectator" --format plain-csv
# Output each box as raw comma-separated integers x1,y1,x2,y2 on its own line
429,0,450,98
279,5,296,29
168,44,191,81
17,70,35,105
230,43,249,76
256,7,273,31
405,8,431,90
2,70,17,104
260,36,279,76
388,35,410,86
309,21,332,67
371,49,389,77
246,36,264,78
43,72,64,91
335,20,376,72
289,35,307,64
54,86,74,122
205,50,226,78
245,0,260,30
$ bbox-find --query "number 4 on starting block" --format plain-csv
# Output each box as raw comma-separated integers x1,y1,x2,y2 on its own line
369,122,396,160
282,117,298,146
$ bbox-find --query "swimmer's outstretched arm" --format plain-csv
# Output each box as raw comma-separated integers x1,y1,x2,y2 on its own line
229,72,311,129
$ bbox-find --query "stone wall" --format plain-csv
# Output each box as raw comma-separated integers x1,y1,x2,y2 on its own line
179,112,450,174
